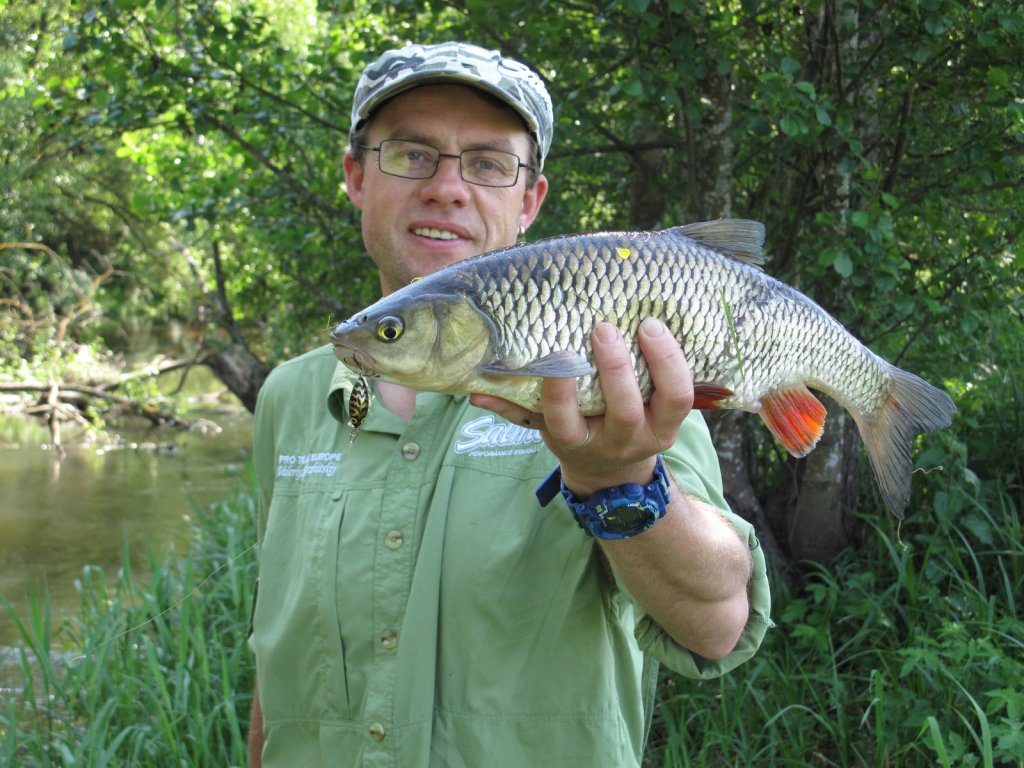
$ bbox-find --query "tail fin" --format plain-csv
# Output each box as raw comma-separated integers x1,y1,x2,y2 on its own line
854,365,956,518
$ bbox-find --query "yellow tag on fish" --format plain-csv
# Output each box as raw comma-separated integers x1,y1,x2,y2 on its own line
616,247,632,259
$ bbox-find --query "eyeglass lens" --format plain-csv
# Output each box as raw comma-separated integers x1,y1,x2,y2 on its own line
375,140,524,187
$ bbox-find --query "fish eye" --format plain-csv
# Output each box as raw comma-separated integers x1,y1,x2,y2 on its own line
376,315,404,343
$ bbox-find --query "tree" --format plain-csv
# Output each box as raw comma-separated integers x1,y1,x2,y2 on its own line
13,0,1023,561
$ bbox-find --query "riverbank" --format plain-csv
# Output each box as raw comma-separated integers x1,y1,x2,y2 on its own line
0,487,259,765
0,383,252,647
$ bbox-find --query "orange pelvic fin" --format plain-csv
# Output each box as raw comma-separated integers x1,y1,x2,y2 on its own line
758,385,827,457
692,383,734,410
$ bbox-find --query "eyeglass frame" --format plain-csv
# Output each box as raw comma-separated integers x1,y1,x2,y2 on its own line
361,139,535,188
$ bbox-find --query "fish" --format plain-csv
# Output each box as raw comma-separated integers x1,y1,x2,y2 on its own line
330,219,955,517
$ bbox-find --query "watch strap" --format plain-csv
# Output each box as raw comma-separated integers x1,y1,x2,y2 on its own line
535,456,671,539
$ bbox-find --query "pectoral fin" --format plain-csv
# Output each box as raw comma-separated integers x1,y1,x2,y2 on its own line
758,385,827,457
481,350,595,378
692,383,734,410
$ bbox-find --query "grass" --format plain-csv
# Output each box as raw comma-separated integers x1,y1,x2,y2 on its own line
0,481,257,767
2,468,1021,766
646,476,1024,767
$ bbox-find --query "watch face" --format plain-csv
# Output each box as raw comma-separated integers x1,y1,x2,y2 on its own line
601,503,654,533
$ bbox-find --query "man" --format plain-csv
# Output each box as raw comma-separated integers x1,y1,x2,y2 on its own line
248,42,771,768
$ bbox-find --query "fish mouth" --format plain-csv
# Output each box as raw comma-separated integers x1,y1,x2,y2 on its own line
331,344,378,378
330,326,379,377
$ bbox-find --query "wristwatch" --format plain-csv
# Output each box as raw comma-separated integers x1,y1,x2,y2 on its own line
535,455,671,540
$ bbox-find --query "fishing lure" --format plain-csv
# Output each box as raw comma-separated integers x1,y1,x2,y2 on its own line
348,375,370,445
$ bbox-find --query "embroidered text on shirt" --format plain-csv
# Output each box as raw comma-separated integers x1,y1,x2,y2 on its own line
276,452,343,478
454,415,543,456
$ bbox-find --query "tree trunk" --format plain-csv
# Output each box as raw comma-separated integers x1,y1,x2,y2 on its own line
202,344,269,414
780,0,865,558
784,398,860,562
707,411,791,578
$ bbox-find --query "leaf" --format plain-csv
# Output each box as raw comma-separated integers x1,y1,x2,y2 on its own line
623,79,644,98
962,514,994,546
779,116,805,136
833,252,853,277
851,210,871,229
924,15,949,35
987,67,1010,88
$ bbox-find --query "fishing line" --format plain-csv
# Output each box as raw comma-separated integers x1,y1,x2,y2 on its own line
68,532,264,664
73,316,349,658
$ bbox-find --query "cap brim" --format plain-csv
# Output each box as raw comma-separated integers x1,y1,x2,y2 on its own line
355,74,540,138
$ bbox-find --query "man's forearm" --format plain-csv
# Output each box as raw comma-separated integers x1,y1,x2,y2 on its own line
599,480,751,659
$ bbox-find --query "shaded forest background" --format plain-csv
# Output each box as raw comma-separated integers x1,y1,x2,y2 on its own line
2,1,1023,765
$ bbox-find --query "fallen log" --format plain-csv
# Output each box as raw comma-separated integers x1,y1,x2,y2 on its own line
0,381,195,429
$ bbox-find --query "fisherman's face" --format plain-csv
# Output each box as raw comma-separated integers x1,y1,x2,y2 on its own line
344,84,548,296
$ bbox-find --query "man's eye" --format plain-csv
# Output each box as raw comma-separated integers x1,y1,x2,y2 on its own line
470,154,509,173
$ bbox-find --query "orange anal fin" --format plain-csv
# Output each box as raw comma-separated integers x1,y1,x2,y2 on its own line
759,386,827,457
692,383,734,410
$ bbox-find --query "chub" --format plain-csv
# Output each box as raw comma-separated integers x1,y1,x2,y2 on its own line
330,219,956,517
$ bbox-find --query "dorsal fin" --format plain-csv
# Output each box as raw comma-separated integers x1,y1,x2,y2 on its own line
669,219,766,267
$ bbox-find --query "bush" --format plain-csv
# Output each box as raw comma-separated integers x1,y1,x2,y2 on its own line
648,471,1024,767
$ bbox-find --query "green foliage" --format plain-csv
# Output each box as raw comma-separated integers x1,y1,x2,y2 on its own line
0,478,258,766
53,0,404,359
11,0,1019,425
648,471,1024,767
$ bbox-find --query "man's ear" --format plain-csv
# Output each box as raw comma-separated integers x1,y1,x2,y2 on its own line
519,173,549,234
343,151,365,210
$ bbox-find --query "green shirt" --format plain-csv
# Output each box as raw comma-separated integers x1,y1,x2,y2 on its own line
251,345,771,768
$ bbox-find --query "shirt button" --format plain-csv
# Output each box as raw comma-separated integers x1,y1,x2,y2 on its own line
384,530,404,550
369,722,386,742
380,630,398,650
401,442,421,460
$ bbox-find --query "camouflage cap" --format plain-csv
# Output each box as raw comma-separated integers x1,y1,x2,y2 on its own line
350,42,553,170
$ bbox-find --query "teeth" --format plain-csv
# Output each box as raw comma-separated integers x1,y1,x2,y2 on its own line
413,227,459,240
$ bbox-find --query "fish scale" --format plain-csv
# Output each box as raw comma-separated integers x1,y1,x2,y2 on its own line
331,219,955,517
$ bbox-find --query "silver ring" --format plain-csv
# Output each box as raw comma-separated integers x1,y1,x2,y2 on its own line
572,427,593,451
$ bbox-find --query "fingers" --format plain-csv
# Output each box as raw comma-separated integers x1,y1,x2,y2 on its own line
637,317,693,443
473,317,692,473
589,323,647,432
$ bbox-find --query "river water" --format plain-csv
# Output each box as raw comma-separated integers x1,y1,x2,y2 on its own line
0,367,253,646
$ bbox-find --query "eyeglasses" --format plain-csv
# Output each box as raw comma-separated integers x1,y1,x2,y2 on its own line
364,139,533,188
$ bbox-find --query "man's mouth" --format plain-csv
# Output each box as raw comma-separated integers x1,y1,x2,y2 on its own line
412,227,460,241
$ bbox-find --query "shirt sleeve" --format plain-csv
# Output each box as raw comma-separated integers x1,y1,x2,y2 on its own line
633,412,774,678
252,374,279,542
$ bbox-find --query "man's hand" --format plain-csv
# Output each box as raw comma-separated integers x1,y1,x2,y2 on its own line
471,316,692,494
